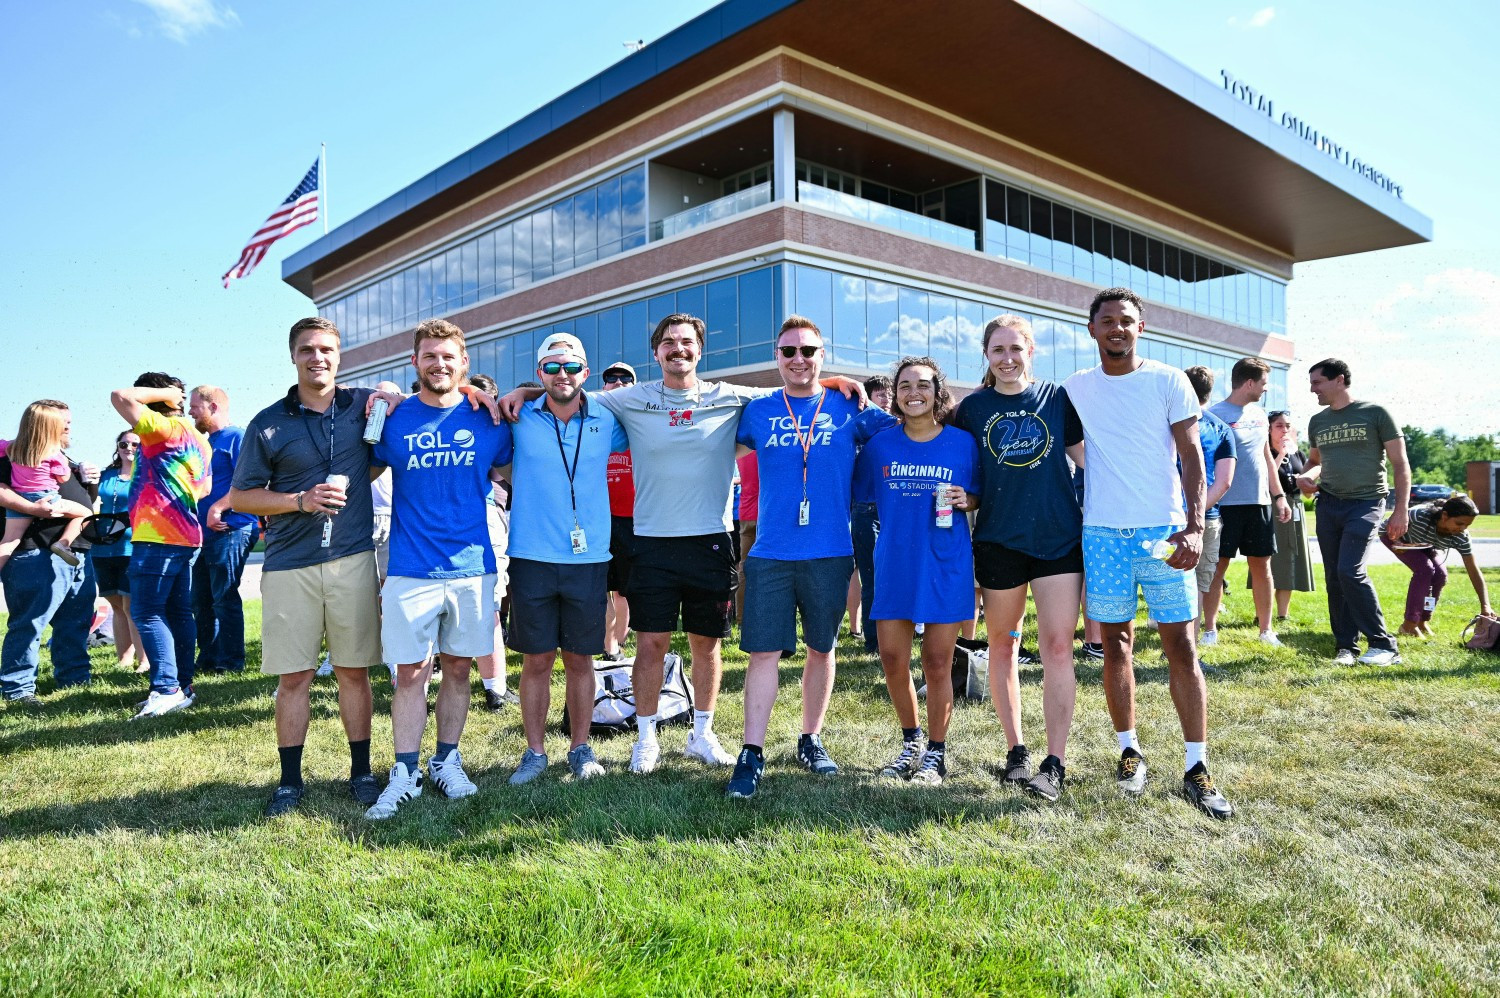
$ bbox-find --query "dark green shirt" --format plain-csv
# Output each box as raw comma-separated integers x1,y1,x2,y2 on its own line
1308,401,1401,500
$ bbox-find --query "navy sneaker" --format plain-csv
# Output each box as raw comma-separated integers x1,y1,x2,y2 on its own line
725,748,764,799
796,733,839,776
263,785,305,818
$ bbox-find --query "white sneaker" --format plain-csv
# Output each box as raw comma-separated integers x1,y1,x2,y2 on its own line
629,737,660,774
1259,630,1282,647
1198,629,1219,647
1333,648,1358,665
1357,647,1402,667
316,655,333,677
428,750,478,798
366,763,423,820
683,729,735,766
131,689,188,720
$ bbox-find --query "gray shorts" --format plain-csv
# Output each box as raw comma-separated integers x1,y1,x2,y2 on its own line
739,555,853,655
1195,517,1223,594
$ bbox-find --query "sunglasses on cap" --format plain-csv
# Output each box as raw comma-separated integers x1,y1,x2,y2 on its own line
603,372,634,385
541,361,584,376
778,345,819,359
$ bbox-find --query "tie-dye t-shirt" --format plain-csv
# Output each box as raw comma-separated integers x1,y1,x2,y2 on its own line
128,409,212,547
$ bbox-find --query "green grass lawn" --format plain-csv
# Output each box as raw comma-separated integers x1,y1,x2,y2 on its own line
2,564,1498,995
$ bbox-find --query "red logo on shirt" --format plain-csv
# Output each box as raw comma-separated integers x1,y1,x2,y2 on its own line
668,409,694,427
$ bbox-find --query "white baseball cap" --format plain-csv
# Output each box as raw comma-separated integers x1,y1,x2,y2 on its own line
536,333,586,366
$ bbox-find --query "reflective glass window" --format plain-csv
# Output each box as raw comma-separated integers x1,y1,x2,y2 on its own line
1005,187,1030,263
867,279,899,367
1092,218,1112,285
1112,225,1133,287
622,301,650,370
551,196,573,272
898,287,929,357
1072,210,1093,279
596,176,622,258
1029,194,1053,270
794,265,834,356
595,307,623,372
1050,203,1073,277
705,277,738,366
1146,238,1165,303
737,267,777,365
955,298,984,385
531,206,554,281
620,166,647,250
572,189,598,267
493,223,514,293
461,241,478,307
928,294,957,376
834,273,867,369
477,231,495,298
512,216,533,290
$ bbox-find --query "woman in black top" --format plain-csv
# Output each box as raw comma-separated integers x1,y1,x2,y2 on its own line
1267,411,1315,617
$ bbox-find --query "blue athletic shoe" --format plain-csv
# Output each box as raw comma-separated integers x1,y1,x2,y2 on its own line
725,748,764,799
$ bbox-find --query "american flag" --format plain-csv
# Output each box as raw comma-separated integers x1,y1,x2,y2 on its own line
221,159,320,288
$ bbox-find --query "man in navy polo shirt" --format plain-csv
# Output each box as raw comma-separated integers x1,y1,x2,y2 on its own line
364,318,508,820
497,333,628,785
189,385,259,674
726,315,890,799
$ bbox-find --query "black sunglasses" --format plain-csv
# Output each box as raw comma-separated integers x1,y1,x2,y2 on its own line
778,345,819,359
541,361,584,376
118,441,138,449
603,373,634,385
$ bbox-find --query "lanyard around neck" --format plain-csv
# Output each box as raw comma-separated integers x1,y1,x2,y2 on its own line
546,398,586,527
782,389,827,499
299,398,335,476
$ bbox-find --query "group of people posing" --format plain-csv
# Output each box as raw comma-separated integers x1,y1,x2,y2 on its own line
3,286,1487,825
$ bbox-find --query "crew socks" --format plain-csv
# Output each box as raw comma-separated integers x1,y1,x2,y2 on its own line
927,739,945,754
902,726,922,744
1185,741,1206,774
433,741,458,764
349,738,371,779
278,745,304,789
481,677,501,692
637,714,659,741
395,750,420,774
1117,729,1141,753
692,709,713,738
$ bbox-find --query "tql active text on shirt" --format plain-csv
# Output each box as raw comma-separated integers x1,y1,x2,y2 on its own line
402,428,479,469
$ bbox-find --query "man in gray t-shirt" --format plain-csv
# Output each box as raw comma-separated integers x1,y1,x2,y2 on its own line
1202,358,1291,645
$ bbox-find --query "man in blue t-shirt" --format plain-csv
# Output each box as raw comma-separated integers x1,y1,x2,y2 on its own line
365,319,507,821
726,315,888,799
1182,368,1237,635
494,333,627,786
190,385,259,674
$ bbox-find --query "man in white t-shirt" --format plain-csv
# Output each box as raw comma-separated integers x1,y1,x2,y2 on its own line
1064,288,1233,820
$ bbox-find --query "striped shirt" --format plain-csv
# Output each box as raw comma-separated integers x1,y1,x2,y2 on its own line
1389,504,1472,556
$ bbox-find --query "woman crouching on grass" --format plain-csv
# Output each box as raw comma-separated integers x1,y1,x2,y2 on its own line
1381,494,1491,638
855,357,980,786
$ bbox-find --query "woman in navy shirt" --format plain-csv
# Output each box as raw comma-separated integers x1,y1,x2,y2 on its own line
856,357,979,787
953,315,1086,802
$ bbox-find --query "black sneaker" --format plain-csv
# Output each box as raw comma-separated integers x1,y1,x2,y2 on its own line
263,785,305,818
1116,747,1148,796
1025,755,1065,802
599,649,625,663
880,739,924,779
6,694,43,708
1183,762,1234,820
482,688,518,712
348,772,380,806
1017,647,1039,666
1081,642,1104,660
725,749,764,799
1002,744,1032,784
797,733,839,776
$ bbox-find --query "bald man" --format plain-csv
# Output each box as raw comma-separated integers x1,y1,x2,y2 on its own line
190,384,259,674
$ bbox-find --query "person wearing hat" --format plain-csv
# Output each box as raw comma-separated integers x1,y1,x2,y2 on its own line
497,333,628,784
599,360,636,662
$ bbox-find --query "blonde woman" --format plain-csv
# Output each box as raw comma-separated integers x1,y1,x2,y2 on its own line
0,401,94,571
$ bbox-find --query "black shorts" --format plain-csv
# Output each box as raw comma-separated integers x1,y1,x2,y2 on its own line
1218,505,1277,559
626,532,737,638
607,516,635,593
507,558,610,656
974,540,1084,592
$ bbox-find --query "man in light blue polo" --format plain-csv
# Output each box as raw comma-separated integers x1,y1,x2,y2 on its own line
500,333,628,785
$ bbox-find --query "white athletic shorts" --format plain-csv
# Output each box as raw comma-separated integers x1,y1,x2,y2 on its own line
381,574,497,665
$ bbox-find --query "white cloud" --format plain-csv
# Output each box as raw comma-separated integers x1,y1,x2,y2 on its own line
130,0,239,43
1229,6,1276,30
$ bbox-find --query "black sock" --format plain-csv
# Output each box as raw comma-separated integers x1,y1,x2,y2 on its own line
744,744,764,759
278,745,304,789
349,738,371,779
902,727,922,744
927,740,946,754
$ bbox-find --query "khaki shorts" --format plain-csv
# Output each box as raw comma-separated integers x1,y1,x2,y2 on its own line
260,550,383,675
1195,517,1224,594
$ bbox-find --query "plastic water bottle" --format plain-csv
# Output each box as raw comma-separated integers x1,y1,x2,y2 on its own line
1144,538,1175,560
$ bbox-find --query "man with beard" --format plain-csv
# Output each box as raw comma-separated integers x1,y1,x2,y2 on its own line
364,319,508,820
188,385,259,674
499,333,627,784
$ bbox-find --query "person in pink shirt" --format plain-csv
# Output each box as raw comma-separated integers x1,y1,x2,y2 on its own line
0,401,94,572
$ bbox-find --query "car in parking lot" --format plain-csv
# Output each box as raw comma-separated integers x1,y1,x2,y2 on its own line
1410,483,1455,503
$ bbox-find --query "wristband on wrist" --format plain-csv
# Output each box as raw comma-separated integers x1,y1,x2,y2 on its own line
294,491,307,513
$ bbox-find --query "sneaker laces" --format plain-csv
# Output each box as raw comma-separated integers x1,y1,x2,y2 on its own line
887,742,921,771
1120,755,1141,778
1188,769,1217,796
918,750,944,775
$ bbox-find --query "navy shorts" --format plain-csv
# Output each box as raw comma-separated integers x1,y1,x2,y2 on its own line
740,555,853,655
92,555,131,598
507,558,609,656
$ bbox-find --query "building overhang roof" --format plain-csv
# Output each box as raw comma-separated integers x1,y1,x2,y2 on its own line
283,0,1430,297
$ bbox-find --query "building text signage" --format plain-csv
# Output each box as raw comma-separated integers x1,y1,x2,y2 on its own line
1219,70,1403,200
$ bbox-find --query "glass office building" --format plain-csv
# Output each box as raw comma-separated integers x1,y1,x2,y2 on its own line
285,0,1429,417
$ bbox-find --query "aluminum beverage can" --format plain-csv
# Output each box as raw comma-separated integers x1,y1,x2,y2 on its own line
935,485,953,528
363,398,389,444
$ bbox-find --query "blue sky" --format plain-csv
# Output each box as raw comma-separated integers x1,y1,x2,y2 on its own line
1,0,1491,465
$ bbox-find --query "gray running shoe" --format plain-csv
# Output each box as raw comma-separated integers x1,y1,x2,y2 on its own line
567,744,605,780
508,748,548,785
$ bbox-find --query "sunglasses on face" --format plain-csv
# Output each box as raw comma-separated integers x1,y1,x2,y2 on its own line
118,442,138,449
779,345,819,359
541,361,584,376
603,373,634,385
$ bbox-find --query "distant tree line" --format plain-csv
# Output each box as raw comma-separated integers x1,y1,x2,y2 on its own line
1402,427,1499,490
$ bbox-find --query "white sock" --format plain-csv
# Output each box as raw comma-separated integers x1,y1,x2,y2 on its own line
481,677,500,692
1117,729,1140,752
1185,741,1206,773
692,709,713,738
636,714,659,741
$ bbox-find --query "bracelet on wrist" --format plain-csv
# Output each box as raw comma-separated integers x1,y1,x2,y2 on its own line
294,491,307,513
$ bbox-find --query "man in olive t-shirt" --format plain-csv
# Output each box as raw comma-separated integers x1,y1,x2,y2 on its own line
1295,358,1409,666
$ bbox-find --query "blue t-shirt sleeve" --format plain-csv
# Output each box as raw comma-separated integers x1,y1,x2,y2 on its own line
494,421,514,467
853,406,897,444
1061,390,1084,447
735,401,759,449
371,436,390,469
